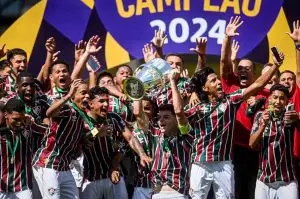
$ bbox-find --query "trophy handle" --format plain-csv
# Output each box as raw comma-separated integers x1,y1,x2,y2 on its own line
123,77,145,101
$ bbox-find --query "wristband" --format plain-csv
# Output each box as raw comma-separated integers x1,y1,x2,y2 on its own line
178,123,192,135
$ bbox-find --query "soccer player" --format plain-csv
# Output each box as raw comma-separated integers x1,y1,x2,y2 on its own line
32,79,89,199
132,97,157,199
187,47,283,198
0,72,49,151
81,86,151,199
0,98,47,199
249,84,299,199
0,48,27,94
134,69,193,199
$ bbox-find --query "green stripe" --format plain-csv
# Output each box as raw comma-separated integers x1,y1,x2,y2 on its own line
214,106,224,158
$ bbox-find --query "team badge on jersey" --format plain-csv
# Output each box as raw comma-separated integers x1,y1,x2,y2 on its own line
48,188,57,196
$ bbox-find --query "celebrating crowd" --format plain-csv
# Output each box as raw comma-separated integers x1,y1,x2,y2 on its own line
0,16,299,199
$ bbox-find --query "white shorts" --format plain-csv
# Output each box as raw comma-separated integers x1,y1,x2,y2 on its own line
81,178,113,199
70,154,84,188
33,167,79,199
255,180,299,199
152,191,189,199
132,187,152,199
190,161,234,199
0,189,32,199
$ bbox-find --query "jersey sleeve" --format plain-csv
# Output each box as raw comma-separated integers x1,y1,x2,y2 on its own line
228,89,245,105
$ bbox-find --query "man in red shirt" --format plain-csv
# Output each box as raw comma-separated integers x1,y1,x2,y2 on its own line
220,16,282,199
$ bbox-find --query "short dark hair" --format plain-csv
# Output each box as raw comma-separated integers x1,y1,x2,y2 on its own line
270,84,289,97
7,48,27,61
165,53,184,64
280,70,296,81
89,86,109,100
0,60,10,71
96,71,114,85
158,104,175,115
49,60,70,74
115,64,133,74
16,72,34,84
190,67,215,101
3,98,25,114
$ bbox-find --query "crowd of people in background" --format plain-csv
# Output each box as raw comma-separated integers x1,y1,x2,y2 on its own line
0,16,299,199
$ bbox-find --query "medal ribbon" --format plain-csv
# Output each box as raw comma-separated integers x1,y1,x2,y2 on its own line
7,133,19,164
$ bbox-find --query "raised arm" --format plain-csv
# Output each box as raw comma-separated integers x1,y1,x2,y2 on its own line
0,44,7,59
220,16,243,79
286,20,300,86
142,43,157,63
71,36,102,80
231,40,240,76
133,100,149,130
190,37,207,73
243,49,284,100
249,111,269,149
46,79,81,117
152,29,167,58
37,37,59,86
122,127,152,167
169,70,189,130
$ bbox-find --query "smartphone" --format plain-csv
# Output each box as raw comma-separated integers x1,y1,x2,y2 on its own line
271,47,283,62
286,104,295,111
87,55,102,72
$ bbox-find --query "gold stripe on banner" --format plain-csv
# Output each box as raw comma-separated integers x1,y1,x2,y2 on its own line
267,8,296,72
105,32,130,69
0,0,47,61
81,0,94,9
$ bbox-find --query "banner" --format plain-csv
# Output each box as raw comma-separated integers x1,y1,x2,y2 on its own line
96,0,282,58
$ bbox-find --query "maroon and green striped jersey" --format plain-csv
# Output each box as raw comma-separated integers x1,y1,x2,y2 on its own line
0,75,15,97
0,94,49,153
46,87,68,105
108,95,135,122
185,89,244,162
132,123,153,188
148,77,190,106
137,125,193,195
0,122,47,192
82,112,126,181
32,103,85,171
252,111,297,183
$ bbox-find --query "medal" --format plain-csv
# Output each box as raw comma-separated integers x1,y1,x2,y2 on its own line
91,128,99,137
7,134,19,166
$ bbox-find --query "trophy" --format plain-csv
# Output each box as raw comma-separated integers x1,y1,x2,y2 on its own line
123,58,173,100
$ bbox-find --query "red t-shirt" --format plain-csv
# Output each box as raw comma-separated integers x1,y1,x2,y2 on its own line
290,85,300,159
221,73,269,149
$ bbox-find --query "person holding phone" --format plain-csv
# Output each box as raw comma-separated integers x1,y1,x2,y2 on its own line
249,84,300,199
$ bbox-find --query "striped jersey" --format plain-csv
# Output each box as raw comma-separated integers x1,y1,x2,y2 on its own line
137,126,193,195
0,122,47,192
132,124,153,188
148,77,190,106
32,103,85,171
0,75,15,97
251,110,297,183
185,89,244,162
46,87,68,104
108,95,135,122
0,94,49,152
82,112,126,181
